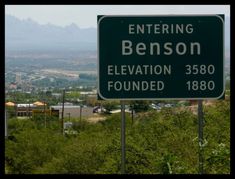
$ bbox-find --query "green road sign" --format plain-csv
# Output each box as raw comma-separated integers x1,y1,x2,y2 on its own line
98,15,224,100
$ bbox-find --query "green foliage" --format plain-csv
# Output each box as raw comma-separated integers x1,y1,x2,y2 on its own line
225,79,230,90
7,118,37,136
5,100,230,174
205,143,230,174
5,127,66,174
66,91,80,99
5,107,16,118
131,100,150,112
5,91,61,106
202,100,230,174
36,133,107,174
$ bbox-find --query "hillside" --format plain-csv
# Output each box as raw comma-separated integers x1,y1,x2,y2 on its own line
5,100,230,174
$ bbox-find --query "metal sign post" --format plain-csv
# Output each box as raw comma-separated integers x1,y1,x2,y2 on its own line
14,94,17,118
198,100,204,174
121,100,126,174
98,15,224,174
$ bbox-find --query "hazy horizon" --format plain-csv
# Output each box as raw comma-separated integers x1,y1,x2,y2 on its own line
5,13,230,53
5,5,230,28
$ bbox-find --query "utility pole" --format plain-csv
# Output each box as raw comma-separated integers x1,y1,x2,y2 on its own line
27,99,30,118
44,99,47,128
61,89,65,135
14,93,17,118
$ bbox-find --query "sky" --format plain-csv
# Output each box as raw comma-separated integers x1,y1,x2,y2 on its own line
5,5,230,28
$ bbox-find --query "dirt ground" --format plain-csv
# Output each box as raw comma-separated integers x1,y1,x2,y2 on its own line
86,114,107,123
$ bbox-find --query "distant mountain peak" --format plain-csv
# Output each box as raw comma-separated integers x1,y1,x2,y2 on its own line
5,15,97,51
66,23,79,28
65,23,80,32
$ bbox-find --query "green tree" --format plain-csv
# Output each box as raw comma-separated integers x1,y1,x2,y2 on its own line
130,100,150,112
5,127,65,174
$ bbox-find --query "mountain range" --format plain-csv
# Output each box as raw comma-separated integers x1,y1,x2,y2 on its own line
5,15,230,54
5,15,97,51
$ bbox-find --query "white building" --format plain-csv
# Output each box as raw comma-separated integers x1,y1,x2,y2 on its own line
50,105,93,119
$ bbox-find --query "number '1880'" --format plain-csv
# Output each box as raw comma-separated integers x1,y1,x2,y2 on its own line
186,81,215,91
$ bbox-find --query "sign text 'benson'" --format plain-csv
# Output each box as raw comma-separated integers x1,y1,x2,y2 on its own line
122,23,201,56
